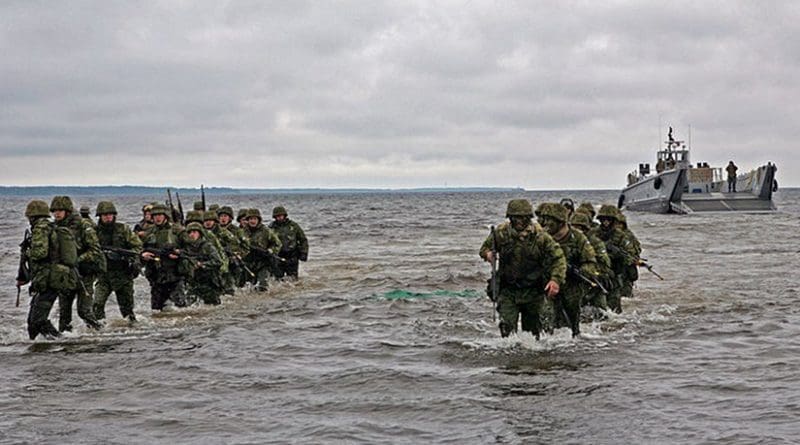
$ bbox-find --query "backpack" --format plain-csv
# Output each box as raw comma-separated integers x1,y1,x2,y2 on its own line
46,225,79,291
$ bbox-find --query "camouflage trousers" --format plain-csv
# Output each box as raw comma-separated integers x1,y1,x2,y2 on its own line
187,280,222,305
552,283,588,337
273,257,299,279
27,289,60,339
150,280,186,310
246,261,271,292
58,274,99,331
496,287,546,338
94,272,135,320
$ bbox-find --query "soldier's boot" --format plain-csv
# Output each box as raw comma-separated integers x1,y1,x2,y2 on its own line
499,322,516,338
127,314,137,324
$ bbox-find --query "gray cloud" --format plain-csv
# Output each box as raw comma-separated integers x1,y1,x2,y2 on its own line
1,0,798,189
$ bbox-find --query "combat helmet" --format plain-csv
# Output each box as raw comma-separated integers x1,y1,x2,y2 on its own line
218,206,234,218
272,206,287,218
193,201,204,211
79,205,91,217
246,208,262,221
185,210,203,223
96,201,118,216
151,204,170,216
570,212,592,230
577,202,596,218
208,204,220,213
25,200,50,219
597,204,621,221
185,222,204,235
203,210,218,222
237,208,248,221
49,196,74,212
535,202,568,223
506,199,533,217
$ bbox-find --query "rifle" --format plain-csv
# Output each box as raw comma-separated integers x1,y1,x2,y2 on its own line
567,264,608,294
101,246,141,260
489,226,499,322
200,184,206,211
606,244,664,280
16,229,32,307
143,246,180,262
175,192,185,225
225,248,256,278
166,189,179,224
249,245,287,263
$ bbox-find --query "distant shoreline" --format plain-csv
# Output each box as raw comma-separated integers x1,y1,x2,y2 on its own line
0,185,533,196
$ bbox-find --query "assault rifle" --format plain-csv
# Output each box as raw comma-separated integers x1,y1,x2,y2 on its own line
101,246,141,261
15,229,32,307
249,245,287,265
224,248,256,278
606,244,664,280
175,192,185,225
200,184,206,211
567,264,608,294
143,246,180,262
489,226,499,322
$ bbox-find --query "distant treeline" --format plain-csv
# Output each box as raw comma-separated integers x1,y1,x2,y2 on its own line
0,185,526,196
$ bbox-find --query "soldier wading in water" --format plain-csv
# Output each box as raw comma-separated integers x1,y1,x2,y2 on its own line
480,199,566,338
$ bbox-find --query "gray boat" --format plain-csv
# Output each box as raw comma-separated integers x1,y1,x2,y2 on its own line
618,130,778,214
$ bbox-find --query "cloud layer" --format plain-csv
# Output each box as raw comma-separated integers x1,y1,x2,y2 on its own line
2,1,798,188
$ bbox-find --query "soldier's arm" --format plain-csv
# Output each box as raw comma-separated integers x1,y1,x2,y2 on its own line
202,242,223,269
295,223,309,259
125,224,144,253
578,236,599,276
539,232,567,286
269,229,282,252
79,221,104,265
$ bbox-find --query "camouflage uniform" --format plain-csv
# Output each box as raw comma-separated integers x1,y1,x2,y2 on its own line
20,200,63,339
142,205,186,310
537,202,597,337
617,213,641,300
268,206,309,279
134,204,155,239
591,205,639,313
203,211,237,294
571,212,612,314
479,199,566,338
94,201,143,322
220,206,251,288
243,209,282,292
182,223,223,305
52,196,104,331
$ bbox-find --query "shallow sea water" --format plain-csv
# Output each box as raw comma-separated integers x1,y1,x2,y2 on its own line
1,189,798,444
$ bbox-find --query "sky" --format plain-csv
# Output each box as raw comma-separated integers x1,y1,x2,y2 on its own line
1,1,798,189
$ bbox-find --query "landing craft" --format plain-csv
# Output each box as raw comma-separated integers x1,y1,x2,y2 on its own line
617,129,778,214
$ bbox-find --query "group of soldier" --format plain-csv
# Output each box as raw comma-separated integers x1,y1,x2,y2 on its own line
480,198,643,339
17,196,308,340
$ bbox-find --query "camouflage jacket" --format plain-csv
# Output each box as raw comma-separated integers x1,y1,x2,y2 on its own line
96,220,143,273
180,236,222,283
479,222,566,289
134,219,154,238
585,232,612,278
269,219,308,260
26,217,55,291
553,227,598,288
244,223,282,266
142,221,185,283
592,226,638,276
222,223,250,257
64,213,106,276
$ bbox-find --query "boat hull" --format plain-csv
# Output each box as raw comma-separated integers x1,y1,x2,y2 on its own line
618,169,684,214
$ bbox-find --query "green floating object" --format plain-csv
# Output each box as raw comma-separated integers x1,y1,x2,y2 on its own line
379,289,481,300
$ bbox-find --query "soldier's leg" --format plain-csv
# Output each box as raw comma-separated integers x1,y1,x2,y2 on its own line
285,259,299,279
563,290,583,337
496,289,520,337
76,275,101,329
169,280,188,307
58,291,75,332
520,292,545,339
93,277,113,320
28,290,60,339
151,283,167,310
115,277,136,320
254,266,269,292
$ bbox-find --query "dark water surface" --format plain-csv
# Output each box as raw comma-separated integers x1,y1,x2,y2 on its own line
1,190,799,444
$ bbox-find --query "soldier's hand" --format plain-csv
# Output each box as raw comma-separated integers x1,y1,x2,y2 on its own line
168,253,179,260
544,280,560,299
484,252,495,263
16,280,28,287
142,252,155,261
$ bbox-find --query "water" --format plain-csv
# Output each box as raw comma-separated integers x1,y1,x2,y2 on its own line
1,189,799,444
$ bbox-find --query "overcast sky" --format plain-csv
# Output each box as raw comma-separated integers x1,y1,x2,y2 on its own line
1,1,798,189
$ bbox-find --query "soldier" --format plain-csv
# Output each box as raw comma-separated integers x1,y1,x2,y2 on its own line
141,204,186,310
536,202,597,337
237,208,248,229
570,212,612,315
575,202,599,228
726,160,738,192
592,205,639,313
479,199,566,338
616,212,641,300
208,204,220,213
18,200,63,339
269,206,309,279
219,206,251,288
79,205,95,227
243,208,282,292
559,198,575,221
202,210,235,294
181,222,223,305
134,203,155,239
94,201,143,323
50,196,104,331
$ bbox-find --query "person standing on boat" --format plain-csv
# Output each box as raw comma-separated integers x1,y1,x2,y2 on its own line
726,161,738,192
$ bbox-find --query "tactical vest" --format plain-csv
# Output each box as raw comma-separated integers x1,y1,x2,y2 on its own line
47,225,79,291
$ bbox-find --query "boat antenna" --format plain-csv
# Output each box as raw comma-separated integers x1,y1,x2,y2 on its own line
688,124,691,150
